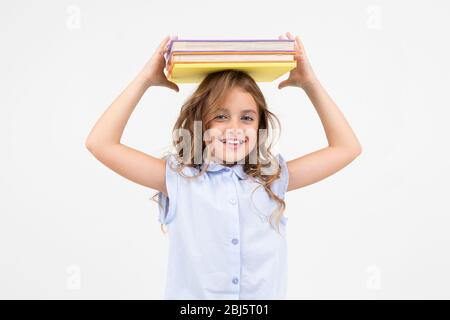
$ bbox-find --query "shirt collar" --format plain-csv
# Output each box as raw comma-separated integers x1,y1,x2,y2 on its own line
204,160,247,180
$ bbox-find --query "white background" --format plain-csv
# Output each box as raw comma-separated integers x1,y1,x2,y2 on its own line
1,0,449,299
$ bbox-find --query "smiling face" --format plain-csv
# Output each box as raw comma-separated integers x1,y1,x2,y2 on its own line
207,87,260,165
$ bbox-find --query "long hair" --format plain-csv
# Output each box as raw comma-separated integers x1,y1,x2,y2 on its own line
151,69,286,234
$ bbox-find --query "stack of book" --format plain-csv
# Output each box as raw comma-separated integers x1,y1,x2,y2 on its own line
164,39,297,83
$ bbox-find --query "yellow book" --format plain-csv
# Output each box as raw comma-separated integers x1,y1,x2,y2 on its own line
166,61,297,84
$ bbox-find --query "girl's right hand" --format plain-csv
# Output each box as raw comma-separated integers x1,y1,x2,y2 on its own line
137,35,179,92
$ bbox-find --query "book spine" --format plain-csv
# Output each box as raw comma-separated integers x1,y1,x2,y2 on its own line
164,39,295,64
165,60,296,77
166,51,296,69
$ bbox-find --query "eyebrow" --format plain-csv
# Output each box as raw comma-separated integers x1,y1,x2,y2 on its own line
218,108,257,115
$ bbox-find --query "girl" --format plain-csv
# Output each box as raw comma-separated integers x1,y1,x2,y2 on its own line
85,32,362,300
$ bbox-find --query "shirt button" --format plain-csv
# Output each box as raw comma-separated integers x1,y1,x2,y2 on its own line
232,277,239,285
229,198,236,205
231,238,239,245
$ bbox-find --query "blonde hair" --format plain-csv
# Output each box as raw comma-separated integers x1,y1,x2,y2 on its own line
151,69,286,234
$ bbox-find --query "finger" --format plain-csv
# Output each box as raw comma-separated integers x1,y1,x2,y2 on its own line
295,36,306,52
279,34,287,40
161,35,177,53
165,35,179,54
159,35,170,50
284,32,299,51
278,80,289,89
295,36,308,59
156,36,170,55
165,80,179,92
167,35,177,47
285,32,295,40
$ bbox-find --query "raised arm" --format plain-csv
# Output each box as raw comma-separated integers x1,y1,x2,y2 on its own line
85,35,179,197
277,32,362,191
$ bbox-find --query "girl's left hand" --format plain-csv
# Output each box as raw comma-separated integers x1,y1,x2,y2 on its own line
277,32,317,90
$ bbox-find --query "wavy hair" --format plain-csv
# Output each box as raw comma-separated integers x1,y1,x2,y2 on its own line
151,69,286,234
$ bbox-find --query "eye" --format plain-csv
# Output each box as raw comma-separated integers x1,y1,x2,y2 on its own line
215,114,227,120
242,115,254,121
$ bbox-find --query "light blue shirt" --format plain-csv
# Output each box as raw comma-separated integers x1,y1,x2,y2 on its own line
157,152,289,300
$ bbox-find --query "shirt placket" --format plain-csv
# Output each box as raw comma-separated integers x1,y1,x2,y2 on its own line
225,169,241,298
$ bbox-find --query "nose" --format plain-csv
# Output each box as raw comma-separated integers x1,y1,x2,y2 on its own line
224,124,245,138
229,116,243,130
221,116,246,139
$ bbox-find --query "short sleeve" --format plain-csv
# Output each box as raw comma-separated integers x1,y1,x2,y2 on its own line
270,153,289,200
157,154,179,225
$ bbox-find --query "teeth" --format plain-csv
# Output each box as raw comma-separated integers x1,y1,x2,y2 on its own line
220,138,246,144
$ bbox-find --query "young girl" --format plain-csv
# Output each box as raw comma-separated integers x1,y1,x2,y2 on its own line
85,32,362,300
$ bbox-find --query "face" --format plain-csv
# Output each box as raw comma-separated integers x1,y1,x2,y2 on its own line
207,87,259,165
